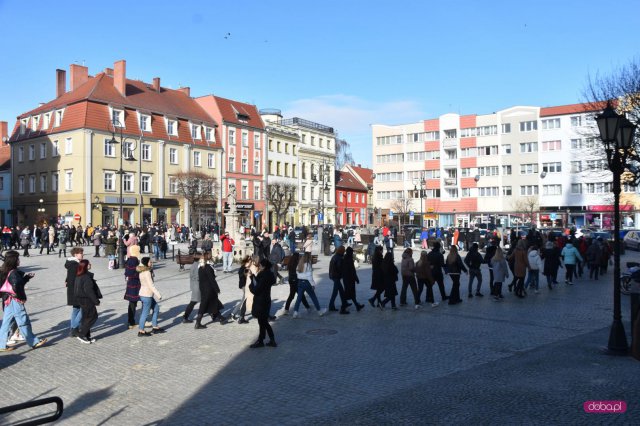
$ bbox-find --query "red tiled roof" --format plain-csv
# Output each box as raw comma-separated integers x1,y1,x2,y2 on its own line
349,165,373,186
206,95,265,130
539,101,610,117
336,170,367,191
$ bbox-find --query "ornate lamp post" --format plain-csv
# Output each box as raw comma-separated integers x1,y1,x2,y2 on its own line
595,102,636,355
413,175,426,228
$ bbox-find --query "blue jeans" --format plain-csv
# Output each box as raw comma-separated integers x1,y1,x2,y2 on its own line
153,244,160,260
70,306,82,330
0,299,41,348
525,270,539,290
138,296,159,330
468,268,482,294
294,280,321,312
329,278,346,309
223,252,233,271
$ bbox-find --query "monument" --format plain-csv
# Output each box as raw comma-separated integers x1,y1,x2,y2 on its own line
224,184,246,259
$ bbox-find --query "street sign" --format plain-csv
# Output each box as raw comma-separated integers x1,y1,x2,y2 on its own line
318,213,324,220
389,211,394,218
73,213,81,221
409,211,414,218
254,212,260,218
550,213,557,220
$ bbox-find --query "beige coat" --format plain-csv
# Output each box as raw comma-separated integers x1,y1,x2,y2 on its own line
243,263,258,311
138,267,162,300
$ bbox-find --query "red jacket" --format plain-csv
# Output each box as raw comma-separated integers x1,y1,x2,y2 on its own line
221,235,234,252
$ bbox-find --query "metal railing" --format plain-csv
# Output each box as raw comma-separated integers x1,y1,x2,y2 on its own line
280,117,335,134
0,397,64,425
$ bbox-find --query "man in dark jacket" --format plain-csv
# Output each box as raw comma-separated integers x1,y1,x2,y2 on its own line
464,243,484,298
269,239,285,284
288,228,297,253
260,232,271,261
484,238,498,295
65,247,84,336
427,242,448,304
328,246,349,314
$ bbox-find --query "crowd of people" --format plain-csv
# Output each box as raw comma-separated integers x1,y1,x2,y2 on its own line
0,220,616,352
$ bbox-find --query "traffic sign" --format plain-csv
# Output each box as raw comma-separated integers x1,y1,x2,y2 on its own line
73,213,81,221
389,211,394,218
409,211,414,218
550,213,557,220
254,212,260,218
318,213,324,220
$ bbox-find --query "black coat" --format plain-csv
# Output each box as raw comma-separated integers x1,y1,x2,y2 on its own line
342,255,359,299
542,246,562,276
250,269,275,318
427,249,445,279
74,272,101,306
65,258,80,306
0,269,31,303
370,256,384,290
198,263,222,315
382,262,398,297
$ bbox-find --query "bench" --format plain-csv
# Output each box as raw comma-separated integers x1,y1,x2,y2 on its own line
176,249,200,270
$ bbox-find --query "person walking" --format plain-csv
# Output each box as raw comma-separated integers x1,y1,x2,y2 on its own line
65,247,84,337
328,246,349,314
194,251,227,329
292,252,326,318
0,251,48,352
248,258,277,348
124,232,139,258
230,255,256,324
427,242,449,303
415,250,435,306
484,237,498,296
19,227,31,257
221,231,235,273
561,239,583,285
283,252,309,315
446,245,467,305
542,239,562,290
464,242,484,298
368,246,385,307
303,234,313,254
137,257,164,336
57,226,68,258
269,238,285,284
400,248,421,309
182,259,202,324
74,259,102,344
491,247,509,301
586,239,602,280
39,226,50,255
380,251,399,310
342,247,365,312
124,245,142,329
509,239,530,297
525,243,543,294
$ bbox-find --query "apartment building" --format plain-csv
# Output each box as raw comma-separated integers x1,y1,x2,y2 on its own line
0,122,11,225
9,60,222,227
372,102,634,230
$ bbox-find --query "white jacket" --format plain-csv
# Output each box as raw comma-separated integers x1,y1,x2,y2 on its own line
527,249,543,271
297,262,316,286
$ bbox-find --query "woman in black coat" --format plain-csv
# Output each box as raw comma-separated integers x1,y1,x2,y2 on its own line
342,247,364,311
195,251,227,329
368,246,385,307
542,240,562,290
380,252,399,309
249,258,277,348
74,259,102,344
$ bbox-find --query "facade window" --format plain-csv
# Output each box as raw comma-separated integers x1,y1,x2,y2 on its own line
104,172,115,191
277,141,281,152
478,166,499,176
193,151,201,167
519,142,538,153
501,123,511,134
40,174,47,193
586,159,608,171
228,156,235,172
18,147,24,162
586,182,613,194
167,119,177,136
241,184,248,199
205,127,213,141
284,163,290,177
139,114,150,132
461,148,477,157
55,109,64,127
52,173,58,192
52,140,59,157
292,164,297,178
141,175,151,193
541,118,561,129
460,168,472,177
501,144,511,154
65,138,73,154
570,116,582,127
0,176,3,190
461,188,471,197
519,120,537,132
311,136,315,146
104,139,116,157
242,158,248,173
543,184,562,195
123,173,134,192
254,134,261,149
542,140,561,151
40,142,47,159
43,112,51,129
502,165,512,175
520,185,538,196
28,175,36,193
65,170,73,191
377,135,405,145
242,132,248,147
520,163,539,174
301,186,306,201
169,177,178,194
253,183,261,200
502,186,512,196
570,161,582,173
254,159,260,174
542,162,562,173
111,109,123,127
444,188,458,198
276,162,281,176
478,187,499,197
339,192,344,202
191,124,201,139
228,129,235,145
29,144,35,160
18,176,24,194
208,153,215,168
571,183,582,194
347,192,351,202
142,144,151,161
477,146,498,156
169,148,178,164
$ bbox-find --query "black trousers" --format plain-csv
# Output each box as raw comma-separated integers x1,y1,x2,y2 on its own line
565,264,576,283
433,275,448,301
449,274,461,303
257,315,274,342
416,277,434,303
285,281,308,311
79,300,98,338
400,276,420,305
94,245,100,256
127,301,138,326
184,301,198,319
488,268,495,295
370,289,384,305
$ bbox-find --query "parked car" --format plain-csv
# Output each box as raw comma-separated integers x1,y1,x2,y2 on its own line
624,230,640,250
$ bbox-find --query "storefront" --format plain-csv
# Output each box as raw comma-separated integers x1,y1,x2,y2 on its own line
150,198,180,226
223,202,255,230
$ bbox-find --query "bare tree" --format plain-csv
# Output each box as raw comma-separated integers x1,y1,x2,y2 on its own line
389,197,414,226
174,171,217,229
266,183,297,226
511,196,539,226
335,137,354,170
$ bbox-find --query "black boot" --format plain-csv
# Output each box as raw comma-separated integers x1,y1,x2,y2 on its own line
194,317,206,329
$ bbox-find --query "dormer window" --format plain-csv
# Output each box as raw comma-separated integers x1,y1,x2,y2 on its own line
139,114,151,132
111,108,124,127
191,123,201,140
166,119,177,136
20,118,28,134
31,115,40,131
43,112,51,130
205,127,214,142
54,109,64,127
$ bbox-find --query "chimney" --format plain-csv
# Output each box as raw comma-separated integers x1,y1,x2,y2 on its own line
114,60,126,97
56,69,66,98
0,121,8,143
70,64,89,91
152,77,161,92
178,86,190,97
104,67,113,76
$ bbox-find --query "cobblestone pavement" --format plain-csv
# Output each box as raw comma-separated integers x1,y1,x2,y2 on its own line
0,243,639,425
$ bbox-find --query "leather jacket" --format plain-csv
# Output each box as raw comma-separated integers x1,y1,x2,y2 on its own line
1,269,31,303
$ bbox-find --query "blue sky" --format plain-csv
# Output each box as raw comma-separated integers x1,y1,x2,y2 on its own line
1,0,639,167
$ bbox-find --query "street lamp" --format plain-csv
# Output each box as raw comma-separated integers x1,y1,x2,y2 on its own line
37,199,45,223
108,119,138,267
595,101,636,355
311,160,330,225
413,175,426,228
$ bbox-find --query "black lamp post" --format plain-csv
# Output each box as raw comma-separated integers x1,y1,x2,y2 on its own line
595,102,636,355
108,119,138,267
413,176,426,228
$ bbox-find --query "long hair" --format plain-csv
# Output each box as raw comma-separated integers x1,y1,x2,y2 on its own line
76,259,90,276
0,250,20,283
297,252,312,273
289,252,300,274
493,247,504,261
446,245,458,265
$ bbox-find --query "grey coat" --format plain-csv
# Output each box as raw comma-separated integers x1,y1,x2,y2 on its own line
189,264,201,302
491,258,510,283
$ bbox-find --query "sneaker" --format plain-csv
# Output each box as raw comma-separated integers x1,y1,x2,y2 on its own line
77,336,91,344
238,318,249,324
6,339,18,347
414,304,421,310
475,292,484,297
12,334,25,342
32,338,48,349
318,308,327,317
88,337,97,343
431,302,439,307
293,311,300,319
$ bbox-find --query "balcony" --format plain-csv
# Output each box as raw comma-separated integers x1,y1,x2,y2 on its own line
442,157,458,167
444,178,457,186
442,138,458,148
